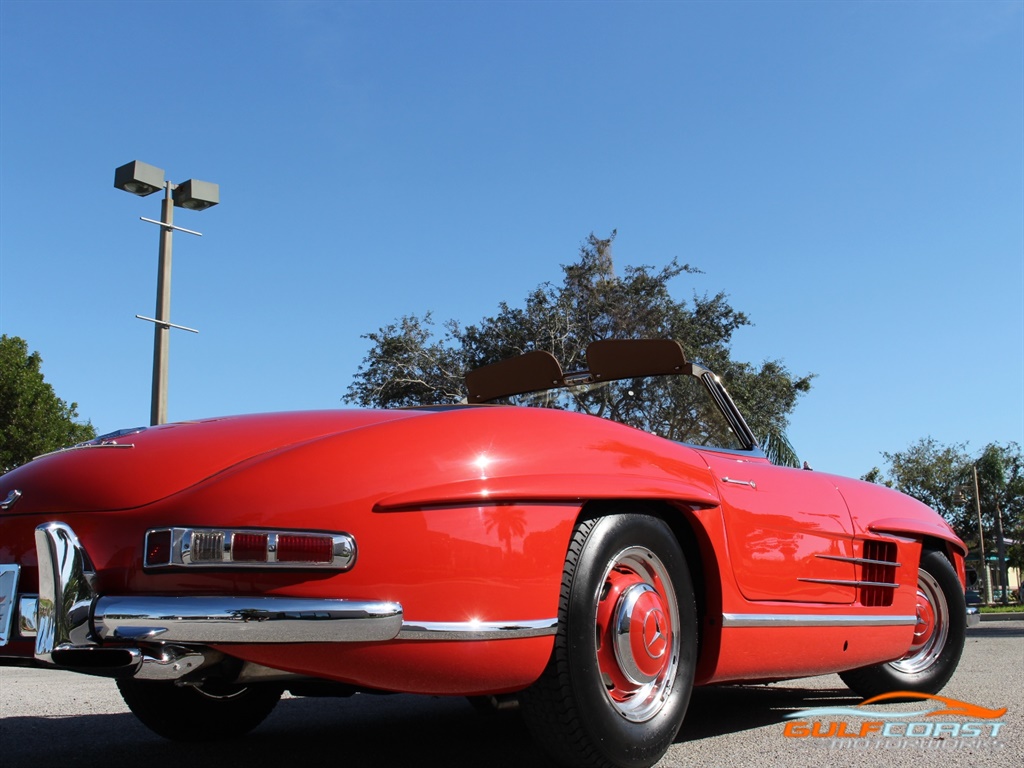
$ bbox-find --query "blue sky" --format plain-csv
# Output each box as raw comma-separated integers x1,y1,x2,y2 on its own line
1,0,1021,480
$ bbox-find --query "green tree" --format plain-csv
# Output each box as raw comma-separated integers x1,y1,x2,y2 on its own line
864,438,1024,597
974,443,1024,588
0,335,95,472
863,437,974,532
346,232,813,465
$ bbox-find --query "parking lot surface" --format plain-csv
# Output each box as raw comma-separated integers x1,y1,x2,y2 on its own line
1,618,1020,767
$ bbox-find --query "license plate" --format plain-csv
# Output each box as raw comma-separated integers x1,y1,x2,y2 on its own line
0,565,19,645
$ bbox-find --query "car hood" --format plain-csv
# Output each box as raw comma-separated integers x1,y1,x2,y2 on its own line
0,410,423,515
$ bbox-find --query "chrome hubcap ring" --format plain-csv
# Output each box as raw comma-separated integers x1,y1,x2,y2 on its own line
890,569,948,675
595,546,680,722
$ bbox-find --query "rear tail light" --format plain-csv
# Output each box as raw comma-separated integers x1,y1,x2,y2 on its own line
232,532,269,562
145,529,173,566
144,528,355,570
191,531,226,562
277,534,334,563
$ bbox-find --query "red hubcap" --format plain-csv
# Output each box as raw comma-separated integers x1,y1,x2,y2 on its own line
910,590,936,651
630,588,670,679
597,565,673,698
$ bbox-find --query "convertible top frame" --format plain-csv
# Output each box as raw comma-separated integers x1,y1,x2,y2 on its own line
464,338,760,452
465,339,688,403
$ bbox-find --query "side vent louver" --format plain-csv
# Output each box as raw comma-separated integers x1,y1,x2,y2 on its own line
860,540,898,607
804,540,901,604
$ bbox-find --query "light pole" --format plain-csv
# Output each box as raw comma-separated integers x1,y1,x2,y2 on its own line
971,464,994,605
114,161,219,426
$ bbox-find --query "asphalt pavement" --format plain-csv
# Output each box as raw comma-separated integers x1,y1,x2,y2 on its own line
1,618,1020,768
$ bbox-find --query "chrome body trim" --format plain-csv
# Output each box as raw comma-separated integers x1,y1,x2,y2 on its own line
695,368,761,451
721,477,756,489
92,596,404,644
34,523,97,662
19,596,38,637
815,554,902,567
134,645,220,681
397,618,558,641
0,565,19,644
16,594,558,644
797,578,901,589
722,613,917,628
33,428,146,461
33,442,135,461
1,489,22,510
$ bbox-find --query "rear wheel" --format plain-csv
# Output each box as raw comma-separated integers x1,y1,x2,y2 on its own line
840,548,966,698
117,677,282,741
520,512,697,768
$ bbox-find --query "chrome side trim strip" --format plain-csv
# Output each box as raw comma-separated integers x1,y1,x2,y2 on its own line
722,613,917,628
815,554,902,567
397,618,559,641
92,596,404,644
797,578,901,588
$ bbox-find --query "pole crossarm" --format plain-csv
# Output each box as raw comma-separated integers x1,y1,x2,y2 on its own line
140,217,203,236
135,315,200,334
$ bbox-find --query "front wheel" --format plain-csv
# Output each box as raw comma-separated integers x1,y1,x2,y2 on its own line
840,548,966,698
117,678,282,741
520,512,697,768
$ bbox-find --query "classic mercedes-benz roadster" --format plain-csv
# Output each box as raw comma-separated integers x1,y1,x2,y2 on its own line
0,340,970,768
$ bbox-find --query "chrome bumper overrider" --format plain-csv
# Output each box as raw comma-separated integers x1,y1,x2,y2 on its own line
3,522,555,681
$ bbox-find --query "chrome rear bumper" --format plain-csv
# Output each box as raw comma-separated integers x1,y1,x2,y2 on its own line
24,522,402,668
3,521,555,681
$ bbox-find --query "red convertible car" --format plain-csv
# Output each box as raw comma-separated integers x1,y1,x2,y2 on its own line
0,340,970,768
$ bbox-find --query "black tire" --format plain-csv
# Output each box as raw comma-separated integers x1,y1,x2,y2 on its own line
520,512,697,768
840,548,966,698
117,677,282,741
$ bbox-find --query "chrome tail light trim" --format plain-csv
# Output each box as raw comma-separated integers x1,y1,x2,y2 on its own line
144,527,356,570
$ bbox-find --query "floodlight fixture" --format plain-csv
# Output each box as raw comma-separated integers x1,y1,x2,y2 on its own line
114,160,166,197
173,179,220,211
